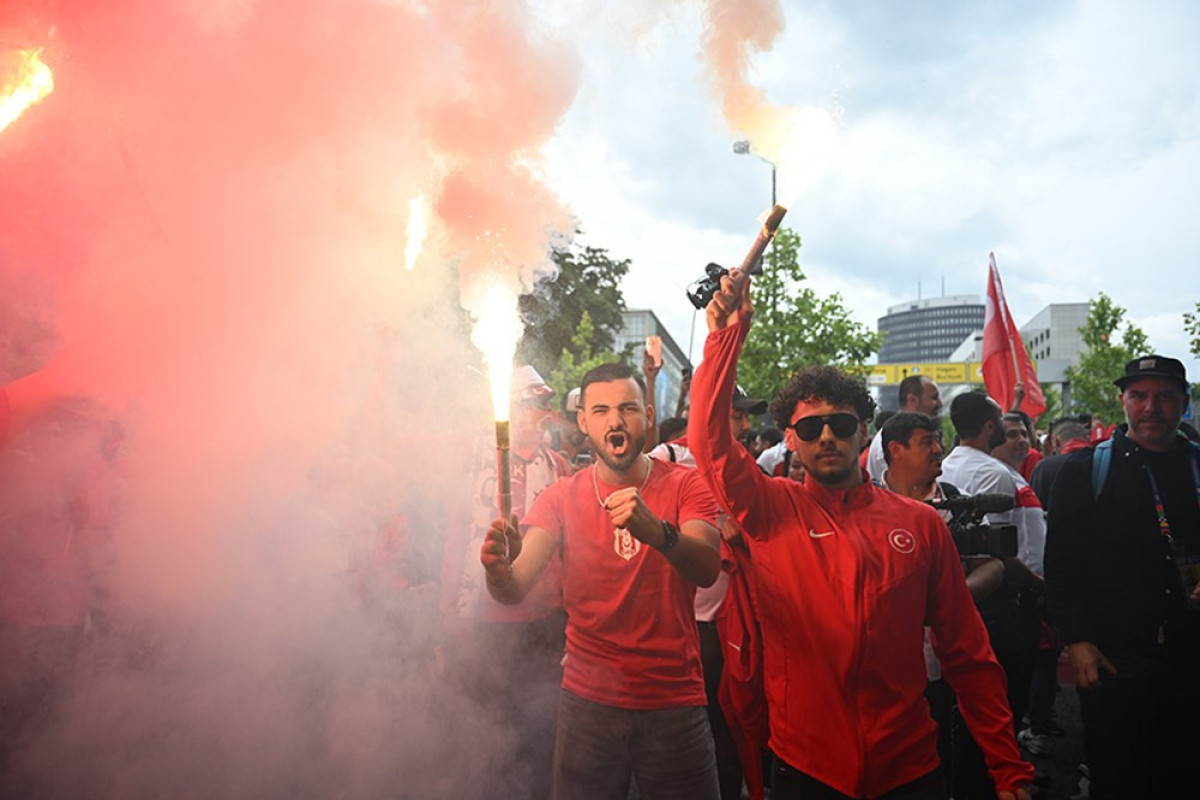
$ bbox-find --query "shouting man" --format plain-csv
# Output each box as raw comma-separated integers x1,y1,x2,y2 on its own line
480,362,722,800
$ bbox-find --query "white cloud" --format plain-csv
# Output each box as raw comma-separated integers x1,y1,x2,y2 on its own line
537,0,1200,386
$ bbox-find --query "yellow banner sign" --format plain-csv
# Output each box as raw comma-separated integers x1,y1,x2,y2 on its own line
883,362,982,384
866,365,896,384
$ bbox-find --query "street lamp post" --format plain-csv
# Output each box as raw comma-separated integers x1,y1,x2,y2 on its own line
733,139,779,313
733,139,777,209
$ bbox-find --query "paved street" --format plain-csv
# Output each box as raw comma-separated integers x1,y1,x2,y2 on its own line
1017,666,1089,800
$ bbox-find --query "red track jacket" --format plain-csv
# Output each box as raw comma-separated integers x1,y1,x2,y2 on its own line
689,320,1033,798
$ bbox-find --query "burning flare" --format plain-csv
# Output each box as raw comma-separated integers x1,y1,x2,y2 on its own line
0,48,54,134
471,280,521,424
742,106,838,209
470,279,522,523
404,195,428,271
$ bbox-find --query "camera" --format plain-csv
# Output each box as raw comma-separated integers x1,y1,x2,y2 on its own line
686,263,730,310
928,493,1018,558
685,254,770,309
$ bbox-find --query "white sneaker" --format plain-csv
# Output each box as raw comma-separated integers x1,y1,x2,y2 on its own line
1018,727,1050,756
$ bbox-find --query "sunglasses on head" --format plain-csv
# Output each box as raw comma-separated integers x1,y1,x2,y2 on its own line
789,412,860,442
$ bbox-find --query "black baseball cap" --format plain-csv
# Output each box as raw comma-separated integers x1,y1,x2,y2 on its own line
1114,354,1188,392
733,386,768,415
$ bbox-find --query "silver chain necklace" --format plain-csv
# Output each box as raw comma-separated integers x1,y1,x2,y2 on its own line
592,454,653,509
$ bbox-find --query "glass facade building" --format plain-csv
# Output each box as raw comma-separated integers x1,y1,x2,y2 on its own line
878,295,985,363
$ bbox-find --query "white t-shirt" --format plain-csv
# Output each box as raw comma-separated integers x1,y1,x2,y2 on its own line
756,440,788,476
866,434,887,483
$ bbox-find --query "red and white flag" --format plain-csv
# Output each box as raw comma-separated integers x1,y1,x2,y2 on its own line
982,253,1046,417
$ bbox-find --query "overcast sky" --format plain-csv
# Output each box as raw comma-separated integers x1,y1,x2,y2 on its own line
536,0,1200,382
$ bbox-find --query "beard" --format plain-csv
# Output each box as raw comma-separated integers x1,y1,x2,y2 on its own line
987,425,1007,450
800,447,859,487
591,428,645,473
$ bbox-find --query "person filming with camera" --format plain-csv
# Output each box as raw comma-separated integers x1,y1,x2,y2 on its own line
688,268,1032,800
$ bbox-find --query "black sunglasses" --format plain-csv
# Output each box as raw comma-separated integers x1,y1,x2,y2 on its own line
789,413,860,442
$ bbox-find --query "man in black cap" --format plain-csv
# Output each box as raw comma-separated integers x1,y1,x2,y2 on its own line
1044,354,1200,798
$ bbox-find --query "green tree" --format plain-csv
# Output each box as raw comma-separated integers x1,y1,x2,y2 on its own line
1185,301,1200,359
1064,292,1150,423
1184,302,1200,406
738,228,882,402
546,310,626,397
517,242,629,377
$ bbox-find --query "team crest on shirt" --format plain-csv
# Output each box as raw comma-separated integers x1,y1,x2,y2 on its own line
614,527,641,560
887,528,916,555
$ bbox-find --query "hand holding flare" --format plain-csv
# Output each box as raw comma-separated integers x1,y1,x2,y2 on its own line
707,268,755,333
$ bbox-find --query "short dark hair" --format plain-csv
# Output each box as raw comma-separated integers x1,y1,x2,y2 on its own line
757,426,784,447
770,365,876,429
1003,411,1031,431
949,390,1000,439
880,412,939,465
580,362,644,405
898,375,927,407
873,409,896,435
657,416,688,443
1053,421,1089,445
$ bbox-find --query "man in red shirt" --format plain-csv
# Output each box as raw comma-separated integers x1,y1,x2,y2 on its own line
480,362,722,800
688,271,1033,800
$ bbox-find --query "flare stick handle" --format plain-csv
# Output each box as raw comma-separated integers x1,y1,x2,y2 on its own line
495,421,513,544
731,204,788,293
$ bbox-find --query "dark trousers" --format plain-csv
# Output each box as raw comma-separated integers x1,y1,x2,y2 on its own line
698,620,744,800
552,688,719,800
1078,652,1200,799
954,590,1036,799
1026,645,1062,733
771,758,945,800
922,680,952,799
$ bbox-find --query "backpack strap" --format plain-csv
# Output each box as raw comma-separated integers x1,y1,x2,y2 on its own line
666,444,677,463
1091,438,1113,502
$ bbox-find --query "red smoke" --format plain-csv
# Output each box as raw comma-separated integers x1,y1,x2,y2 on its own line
0,1,578,794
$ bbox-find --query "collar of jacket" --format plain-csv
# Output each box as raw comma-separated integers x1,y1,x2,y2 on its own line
803,468,875,514
1112,422,1195,455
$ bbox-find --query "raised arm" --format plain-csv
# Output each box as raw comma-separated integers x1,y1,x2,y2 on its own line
641,346,662,452
687,270,781,537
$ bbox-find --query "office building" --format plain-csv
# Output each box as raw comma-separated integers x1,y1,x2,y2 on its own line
614,310,691,417
878,295,985,363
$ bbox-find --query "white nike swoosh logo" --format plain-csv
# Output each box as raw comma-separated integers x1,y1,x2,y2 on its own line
808,529,835,538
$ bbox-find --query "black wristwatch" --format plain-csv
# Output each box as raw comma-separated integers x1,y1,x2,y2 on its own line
655,520,680,553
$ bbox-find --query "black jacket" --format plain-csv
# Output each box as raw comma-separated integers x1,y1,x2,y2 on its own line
1044,426,1200,665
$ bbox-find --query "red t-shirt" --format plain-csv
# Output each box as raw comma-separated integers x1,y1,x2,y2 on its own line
522,459,717,710
1019,449,1042,483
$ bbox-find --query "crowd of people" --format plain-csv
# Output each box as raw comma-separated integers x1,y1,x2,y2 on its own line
3,266,1197,799
467,268,1198,799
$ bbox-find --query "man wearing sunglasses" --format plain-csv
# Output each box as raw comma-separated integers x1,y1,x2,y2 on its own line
688,270,1032,800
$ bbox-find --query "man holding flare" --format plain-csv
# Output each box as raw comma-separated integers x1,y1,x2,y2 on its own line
688,267,1033,799
480,362,723,800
